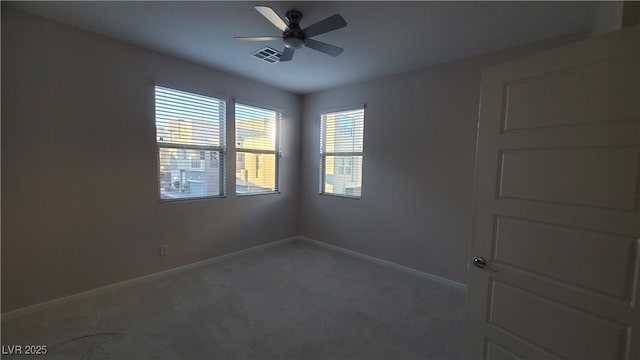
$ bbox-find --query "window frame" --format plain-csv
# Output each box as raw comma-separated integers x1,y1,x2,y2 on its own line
154,85,227,202
319,104,365,199
234,100,282,197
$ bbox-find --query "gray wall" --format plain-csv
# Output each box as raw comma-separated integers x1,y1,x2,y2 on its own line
590,1,623,36
1,8,301,312
299,35,583,285
2,7,585,312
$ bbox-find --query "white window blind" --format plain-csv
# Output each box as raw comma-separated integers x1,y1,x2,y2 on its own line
155,86,226,201
235,103,281,195
320,107,365,198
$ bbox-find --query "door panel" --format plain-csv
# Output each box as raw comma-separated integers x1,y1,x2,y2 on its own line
498,148,639,210
489,281,627,359
484,327,565,360
465,25,640,360
485,340,525,360
494,216,637,300
503,57,639,132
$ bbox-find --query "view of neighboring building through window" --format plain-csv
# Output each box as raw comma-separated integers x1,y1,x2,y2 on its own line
320,107,364,197
155,86,226,200
235,103,281,195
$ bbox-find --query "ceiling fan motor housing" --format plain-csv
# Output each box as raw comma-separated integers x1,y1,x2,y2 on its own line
283,10,305,49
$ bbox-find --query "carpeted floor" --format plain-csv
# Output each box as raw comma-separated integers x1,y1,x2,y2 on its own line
1,240,466,359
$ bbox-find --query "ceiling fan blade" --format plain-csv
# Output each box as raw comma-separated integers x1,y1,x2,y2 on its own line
302,14,347,38
255,6,289,32
234,36,282,41
279,47,294,62
304,39,343,57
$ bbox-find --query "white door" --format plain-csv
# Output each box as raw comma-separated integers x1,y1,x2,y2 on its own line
465,25,640,360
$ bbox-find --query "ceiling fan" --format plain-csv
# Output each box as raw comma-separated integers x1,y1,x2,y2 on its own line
235,6,347,62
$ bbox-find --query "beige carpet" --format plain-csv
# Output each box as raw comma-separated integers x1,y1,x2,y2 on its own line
1,240,466,359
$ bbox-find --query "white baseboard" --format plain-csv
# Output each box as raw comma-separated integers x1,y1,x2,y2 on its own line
3,235,466,321
1,236,298,321
298,237,468,291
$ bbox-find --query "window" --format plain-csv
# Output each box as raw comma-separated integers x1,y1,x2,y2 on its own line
320,107,365,198
235,103,281,195
155,86,226,201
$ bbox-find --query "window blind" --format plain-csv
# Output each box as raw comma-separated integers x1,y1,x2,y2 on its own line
320,108,365,198
155,86,226,200
235,103,281,195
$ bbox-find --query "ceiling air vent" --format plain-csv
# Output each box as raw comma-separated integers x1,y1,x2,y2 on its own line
251,47,282,64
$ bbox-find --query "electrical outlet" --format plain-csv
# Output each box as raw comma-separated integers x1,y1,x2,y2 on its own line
159,244,169,256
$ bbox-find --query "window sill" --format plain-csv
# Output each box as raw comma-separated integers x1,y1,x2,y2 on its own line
159,195,226,203
236,191,281,197
319,192,361,200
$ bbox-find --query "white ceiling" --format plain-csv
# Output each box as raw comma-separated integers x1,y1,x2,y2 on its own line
7,1,597,94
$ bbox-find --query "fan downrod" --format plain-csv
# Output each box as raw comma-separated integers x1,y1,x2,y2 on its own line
285,10,303,27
